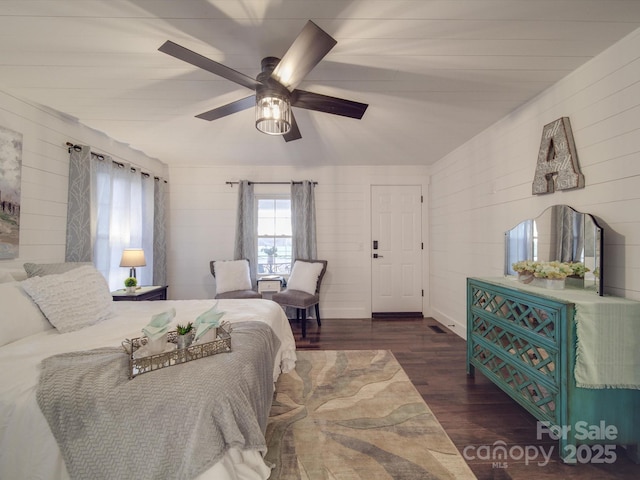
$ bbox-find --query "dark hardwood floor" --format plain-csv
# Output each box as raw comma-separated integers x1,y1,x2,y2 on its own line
290,317,640,480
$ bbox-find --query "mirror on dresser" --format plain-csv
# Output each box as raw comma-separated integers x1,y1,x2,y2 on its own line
504,204,603,295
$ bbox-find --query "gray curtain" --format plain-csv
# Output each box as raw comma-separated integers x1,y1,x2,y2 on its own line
65,144,167,289
153,177,168,286
291,180,317,260
553,205,583,262
234,180,257,286
65,146,92,262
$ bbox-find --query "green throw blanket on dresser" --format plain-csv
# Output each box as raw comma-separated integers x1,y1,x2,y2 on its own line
36,321,280,480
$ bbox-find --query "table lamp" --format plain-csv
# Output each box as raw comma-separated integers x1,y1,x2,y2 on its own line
120,248,146,279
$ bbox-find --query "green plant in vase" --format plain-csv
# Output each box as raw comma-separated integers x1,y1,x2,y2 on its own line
124,277,137,293
176,322,193,349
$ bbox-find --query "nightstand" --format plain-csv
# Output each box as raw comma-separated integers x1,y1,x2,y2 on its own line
257,277,283,299
257,277,283,294
112,285,168,301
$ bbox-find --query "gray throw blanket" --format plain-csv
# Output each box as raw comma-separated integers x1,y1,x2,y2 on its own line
36,321,281,480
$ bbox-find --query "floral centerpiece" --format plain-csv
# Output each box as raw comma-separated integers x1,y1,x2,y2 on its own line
533,261,574,279
512,260,539,274
530,261,573,290
512,260,591,289
512,260,539,283
567,262,589,278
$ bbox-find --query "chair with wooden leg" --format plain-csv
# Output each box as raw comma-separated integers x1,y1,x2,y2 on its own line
209,259,262,299
271,259,327,338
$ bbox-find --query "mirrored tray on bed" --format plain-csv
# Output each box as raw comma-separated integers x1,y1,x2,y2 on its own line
122,324,232,379
504,205,603,295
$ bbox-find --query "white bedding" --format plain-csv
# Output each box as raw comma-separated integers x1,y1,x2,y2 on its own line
0,298,297,480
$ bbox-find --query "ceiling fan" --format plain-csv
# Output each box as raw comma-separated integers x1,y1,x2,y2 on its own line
158,20,368,142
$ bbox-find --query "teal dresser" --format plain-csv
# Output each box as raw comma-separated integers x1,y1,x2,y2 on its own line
467,277,640,463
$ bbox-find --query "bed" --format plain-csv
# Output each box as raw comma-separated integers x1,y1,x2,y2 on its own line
0,265,297,480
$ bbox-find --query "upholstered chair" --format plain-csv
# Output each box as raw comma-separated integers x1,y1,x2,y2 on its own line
209,259,262,299
271,259,328,338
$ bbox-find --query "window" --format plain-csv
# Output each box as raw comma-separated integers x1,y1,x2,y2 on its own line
257,196,292,275
93,163,154,290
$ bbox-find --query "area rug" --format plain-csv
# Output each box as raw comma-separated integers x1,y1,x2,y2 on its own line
266,350,476,479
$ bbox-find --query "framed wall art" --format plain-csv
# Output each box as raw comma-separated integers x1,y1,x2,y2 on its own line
0,125,23,259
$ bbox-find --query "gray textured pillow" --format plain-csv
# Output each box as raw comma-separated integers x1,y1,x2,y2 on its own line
21,265,113,333
23,262,91,278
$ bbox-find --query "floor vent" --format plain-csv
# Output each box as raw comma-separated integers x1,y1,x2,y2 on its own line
429,325,447,334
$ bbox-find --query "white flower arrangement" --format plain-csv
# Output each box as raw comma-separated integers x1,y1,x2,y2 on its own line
513,260,590,280
533,261,574,279
512,260,539,273
568,262,589,277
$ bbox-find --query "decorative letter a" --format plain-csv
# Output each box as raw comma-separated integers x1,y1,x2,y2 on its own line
532,117,584,195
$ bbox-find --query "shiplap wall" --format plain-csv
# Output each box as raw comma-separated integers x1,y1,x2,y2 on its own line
3,24,639,326
167,165,430,318
0,89,166,272
429,28,640,338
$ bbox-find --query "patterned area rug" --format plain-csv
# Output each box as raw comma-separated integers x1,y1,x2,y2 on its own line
266,350,476,479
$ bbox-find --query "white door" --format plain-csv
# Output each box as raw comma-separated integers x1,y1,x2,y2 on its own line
371,185,423,315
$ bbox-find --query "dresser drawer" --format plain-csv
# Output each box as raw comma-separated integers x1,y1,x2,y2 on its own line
258,279,282,293
469,337,559,424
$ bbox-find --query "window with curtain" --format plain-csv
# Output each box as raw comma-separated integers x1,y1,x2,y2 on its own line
93,162,154,290
256,195,292,275
66,145,165,292
234,180,316,282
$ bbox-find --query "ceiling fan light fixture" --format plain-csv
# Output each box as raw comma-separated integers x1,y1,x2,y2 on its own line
255,90,291,135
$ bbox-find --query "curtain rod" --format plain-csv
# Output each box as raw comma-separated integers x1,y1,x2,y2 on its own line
66,142,166,182
226,181,318,186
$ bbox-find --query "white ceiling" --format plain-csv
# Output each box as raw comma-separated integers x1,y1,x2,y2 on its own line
2,0,640,167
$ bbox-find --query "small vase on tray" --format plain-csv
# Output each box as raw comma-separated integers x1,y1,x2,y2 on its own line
177,335,192,350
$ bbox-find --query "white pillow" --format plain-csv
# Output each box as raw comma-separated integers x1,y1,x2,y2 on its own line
21,265,113,333
0,270,14,283
214,260,252,294
0,268,28,283
287,261,324,295
0,281,53,346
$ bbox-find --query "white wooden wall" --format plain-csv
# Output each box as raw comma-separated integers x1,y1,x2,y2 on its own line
3,25,640,327
167,165,430,318
0,90,166,272
429,28,640,338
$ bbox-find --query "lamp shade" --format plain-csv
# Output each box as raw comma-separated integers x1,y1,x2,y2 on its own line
120,248,146,267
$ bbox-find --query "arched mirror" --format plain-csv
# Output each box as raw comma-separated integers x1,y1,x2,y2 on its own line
504,205,603,295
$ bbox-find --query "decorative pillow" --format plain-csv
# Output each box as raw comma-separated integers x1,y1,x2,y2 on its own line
21,265,113,333
0,281,53,346
287,261,324,295
23,261,91,278
0,268,28,283
214,260,252,294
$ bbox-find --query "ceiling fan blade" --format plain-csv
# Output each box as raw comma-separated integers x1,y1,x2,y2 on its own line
195,95,256,121
283,112,302,142
271,21,337,91
159,40,260,91
292,90,368,119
